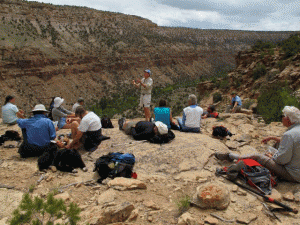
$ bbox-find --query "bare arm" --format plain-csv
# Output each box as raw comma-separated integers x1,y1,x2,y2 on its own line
16,110,25,119
262,136,281,144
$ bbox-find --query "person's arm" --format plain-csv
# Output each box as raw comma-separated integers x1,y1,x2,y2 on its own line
272,133,293,165
53,108,68,119
170,111,173,122
16,110,25,119
66,130,83,149
132,80,141,88
48,121,56,140
262,136,281,144
141,78,153,90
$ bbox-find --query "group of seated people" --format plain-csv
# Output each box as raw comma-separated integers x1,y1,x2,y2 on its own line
1,94,300,184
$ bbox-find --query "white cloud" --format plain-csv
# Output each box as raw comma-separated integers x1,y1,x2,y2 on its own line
26,0,300,31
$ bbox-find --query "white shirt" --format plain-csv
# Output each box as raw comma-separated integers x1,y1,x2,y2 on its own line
78,112,102,132
183,105,203,128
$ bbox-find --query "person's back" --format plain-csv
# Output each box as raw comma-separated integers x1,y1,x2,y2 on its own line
18,114,56,146
154,107,170,128
2,102,19,124
183,105,203,128
274,124,300,182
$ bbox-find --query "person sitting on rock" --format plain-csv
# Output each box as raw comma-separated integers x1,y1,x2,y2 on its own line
66,106,109,152
72,97,84,113
202,105,219,119
2,95,25,125
17,104,56,158
215,106,300,183
52,97,77,130
177,94,203,133
153,99,179,130
225,91,242,113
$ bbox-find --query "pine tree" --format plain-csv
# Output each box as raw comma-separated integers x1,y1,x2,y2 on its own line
9,193,81,225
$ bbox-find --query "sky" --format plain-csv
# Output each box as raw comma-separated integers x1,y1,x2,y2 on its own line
27,0,300,31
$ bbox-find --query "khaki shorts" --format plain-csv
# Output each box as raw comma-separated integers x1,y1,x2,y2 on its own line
140,94,151,108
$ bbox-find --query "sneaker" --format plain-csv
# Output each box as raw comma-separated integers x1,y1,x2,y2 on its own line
118,117,126,130
214,152,234,162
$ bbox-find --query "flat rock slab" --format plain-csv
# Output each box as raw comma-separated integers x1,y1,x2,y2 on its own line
108,178,147,190
236,213,257,224
97,189,117,205
0,189,23,218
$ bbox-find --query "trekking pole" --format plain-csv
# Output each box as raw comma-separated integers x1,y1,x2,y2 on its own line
111,140,148,147
219,174,298,214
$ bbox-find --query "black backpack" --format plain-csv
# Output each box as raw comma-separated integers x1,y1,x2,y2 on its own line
212,126,233,138
101,116,114,128
94,152,135,183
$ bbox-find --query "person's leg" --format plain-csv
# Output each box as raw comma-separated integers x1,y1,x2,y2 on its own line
70,121,79,139
181,127,200,133
144,107,151,122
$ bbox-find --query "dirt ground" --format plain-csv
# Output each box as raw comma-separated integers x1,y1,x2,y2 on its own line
1,115,300,225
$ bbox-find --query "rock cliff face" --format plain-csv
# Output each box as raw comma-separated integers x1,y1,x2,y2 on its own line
0,0,296,113
197,48,300,99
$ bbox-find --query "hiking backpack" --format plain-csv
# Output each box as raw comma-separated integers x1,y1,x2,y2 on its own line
93,152,135,183
220,159,276,195
212,126,233,138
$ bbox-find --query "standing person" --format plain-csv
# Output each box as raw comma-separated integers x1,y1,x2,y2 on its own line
66,106,109,152
17,104,56,158
72,97,84,113
177,94,203,133
215,106,300,182
226,91,242,113
52,97,76,130
2,95,25,125
132,69,153,121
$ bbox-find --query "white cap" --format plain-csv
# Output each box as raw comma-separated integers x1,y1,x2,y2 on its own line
54,97,64,108
282,106,300,124
155,121,168,135
32,104,49,112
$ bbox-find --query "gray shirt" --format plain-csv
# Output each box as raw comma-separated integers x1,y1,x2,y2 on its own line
52,106,72,122
273,123,300,182
140,77,153,95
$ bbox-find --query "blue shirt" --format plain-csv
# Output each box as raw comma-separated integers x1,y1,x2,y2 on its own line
154,107,171,128
231,96,242,106
2,103,19,124
17,114,56,146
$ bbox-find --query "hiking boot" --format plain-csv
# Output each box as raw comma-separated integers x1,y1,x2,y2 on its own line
214,152,234,162
226,161,245,180
118,117,126,130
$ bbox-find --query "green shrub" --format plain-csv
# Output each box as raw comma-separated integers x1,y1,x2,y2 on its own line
280,34,300,58
10,193,81,225
253,40,275,51
213,92,222,103
252,63,267,80
257,84,300,124
242,99,256,109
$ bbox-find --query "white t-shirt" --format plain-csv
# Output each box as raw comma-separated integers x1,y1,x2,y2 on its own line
78,112,102,132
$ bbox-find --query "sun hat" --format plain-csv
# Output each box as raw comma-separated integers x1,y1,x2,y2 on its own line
282,106,300,124
32,104,49,112
154,121,168,135
144,69,151,75
53,97,64,108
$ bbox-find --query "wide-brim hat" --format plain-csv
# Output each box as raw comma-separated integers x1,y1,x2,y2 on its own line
54,97,64,108
32,104,49,112
154,121,168,135
144,69,151,75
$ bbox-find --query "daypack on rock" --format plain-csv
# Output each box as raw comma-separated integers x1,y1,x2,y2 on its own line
221,159,276,195
94,152,135,183
101,116,114,128
212,126,233,138
149,130,175,144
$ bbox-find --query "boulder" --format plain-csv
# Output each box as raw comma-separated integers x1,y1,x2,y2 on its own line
108,178,147,190
99,202,134,224
192,182,230,210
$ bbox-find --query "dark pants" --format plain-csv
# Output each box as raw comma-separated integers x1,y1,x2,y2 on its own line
83,129,104,152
